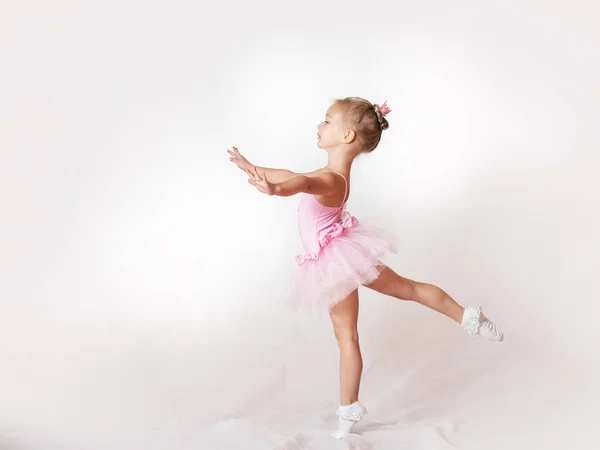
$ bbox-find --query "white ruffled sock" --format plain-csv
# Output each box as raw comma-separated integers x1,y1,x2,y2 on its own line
461,304,504,341
331,400,367,439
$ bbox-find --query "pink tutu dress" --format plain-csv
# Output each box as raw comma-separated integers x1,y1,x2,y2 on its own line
281,172,399,313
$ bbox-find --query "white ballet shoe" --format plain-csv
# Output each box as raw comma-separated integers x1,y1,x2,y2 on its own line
461,304,504,341
330,401,367,439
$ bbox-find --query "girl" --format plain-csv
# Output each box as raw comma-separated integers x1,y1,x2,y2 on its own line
227,97,503,439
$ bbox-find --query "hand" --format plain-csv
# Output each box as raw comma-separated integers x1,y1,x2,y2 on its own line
227,146,253,172
247,166,276,196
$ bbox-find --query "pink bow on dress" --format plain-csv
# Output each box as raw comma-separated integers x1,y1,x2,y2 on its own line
295,214,359,266
317,214,358,249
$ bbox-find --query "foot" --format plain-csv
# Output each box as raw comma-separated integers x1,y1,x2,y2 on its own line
331,401,367,439
461,304,504,341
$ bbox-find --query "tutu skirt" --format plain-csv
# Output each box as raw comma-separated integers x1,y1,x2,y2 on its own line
280,214,399,313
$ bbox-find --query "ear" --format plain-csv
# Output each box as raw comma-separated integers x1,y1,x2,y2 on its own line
343,129,356,143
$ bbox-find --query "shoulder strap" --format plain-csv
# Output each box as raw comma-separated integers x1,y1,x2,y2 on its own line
335,172,348,207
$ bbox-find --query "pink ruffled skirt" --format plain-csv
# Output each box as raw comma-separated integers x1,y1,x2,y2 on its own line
280,214,399,313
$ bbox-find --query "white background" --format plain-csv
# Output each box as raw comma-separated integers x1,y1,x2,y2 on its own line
1,1,598,449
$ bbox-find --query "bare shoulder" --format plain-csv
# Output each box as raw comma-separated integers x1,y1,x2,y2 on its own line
306,169,349,207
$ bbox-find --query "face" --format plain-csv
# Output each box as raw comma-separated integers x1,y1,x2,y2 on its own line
316,103,346,150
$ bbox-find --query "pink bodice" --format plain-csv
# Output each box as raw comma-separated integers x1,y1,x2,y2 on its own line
296,172,359,265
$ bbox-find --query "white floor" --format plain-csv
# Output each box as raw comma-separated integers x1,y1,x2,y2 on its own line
0,301,597,450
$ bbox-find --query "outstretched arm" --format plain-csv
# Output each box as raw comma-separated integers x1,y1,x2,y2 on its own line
254,166,298,184
273,175,312,197
227,146,298,183
249,169,340,198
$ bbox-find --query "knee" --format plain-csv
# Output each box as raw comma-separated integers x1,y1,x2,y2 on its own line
411,282,442,304
396,278,419,301
333,326,360,347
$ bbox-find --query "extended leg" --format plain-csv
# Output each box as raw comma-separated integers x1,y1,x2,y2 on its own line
364,265,503,341
364,265,464,322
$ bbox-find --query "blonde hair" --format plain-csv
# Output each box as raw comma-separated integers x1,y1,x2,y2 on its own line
333,96,390,154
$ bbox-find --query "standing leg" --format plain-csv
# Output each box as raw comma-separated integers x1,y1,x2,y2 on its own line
329,288,362,405
364,265,503,341
328,289,368,438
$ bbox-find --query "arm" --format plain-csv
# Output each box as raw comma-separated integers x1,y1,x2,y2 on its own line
227,146,300,183
273,173,339,197
254,166,298,184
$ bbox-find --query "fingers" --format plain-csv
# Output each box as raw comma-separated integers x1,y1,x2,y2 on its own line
228,147,262,187
227,149,237,164
227,147,241,158
228,147,248,172
228,147,251,171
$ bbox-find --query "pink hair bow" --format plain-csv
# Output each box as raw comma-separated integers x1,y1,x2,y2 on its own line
380,100,392,116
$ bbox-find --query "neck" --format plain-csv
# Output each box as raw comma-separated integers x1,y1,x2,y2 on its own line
325,148,356,174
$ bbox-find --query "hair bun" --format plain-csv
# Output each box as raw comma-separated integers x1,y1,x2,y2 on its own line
373,104,389,131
